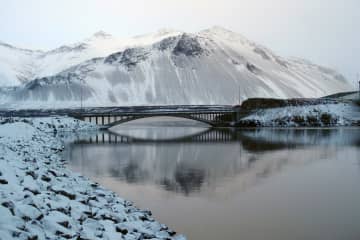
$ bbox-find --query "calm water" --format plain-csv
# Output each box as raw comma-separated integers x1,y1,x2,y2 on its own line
64,118,360,240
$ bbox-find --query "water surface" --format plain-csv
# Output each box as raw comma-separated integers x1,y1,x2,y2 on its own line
64,119,360,240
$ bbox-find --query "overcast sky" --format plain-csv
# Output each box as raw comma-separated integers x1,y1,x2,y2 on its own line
0,0,359,86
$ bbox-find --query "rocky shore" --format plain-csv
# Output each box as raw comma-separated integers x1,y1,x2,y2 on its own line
235,100,360,127
0,117,185,239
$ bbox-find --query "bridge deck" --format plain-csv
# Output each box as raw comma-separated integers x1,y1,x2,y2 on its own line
0,105,239,128
0,105,236,117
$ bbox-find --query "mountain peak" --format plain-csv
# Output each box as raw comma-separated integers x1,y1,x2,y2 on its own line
134,28,182,40
207,26,233,33
155,28,182,36
201,26,240,36
92,31,112,39
200,26,251,44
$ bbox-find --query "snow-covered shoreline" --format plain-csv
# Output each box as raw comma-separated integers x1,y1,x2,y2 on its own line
236,102,360,127
0,117,185,239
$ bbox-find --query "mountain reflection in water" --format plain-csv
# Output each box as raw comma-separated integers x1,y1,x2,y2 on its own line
65,128,360,196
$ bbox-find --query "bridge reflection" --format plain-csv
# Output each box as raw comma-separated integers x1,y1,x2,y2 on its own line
72,127,360,145
75,128,238,144
66,128,360,197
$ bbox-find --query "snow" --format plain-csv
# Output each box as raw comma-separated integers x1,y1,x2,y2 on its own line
0,117,185,239
0,27,354,108
0,29,183,88
238,102,360,127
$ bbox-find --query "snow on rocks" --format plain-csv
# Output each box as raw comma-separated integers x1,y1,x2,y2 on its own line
0,118,185,239
0,116,98,133
237,102,360,127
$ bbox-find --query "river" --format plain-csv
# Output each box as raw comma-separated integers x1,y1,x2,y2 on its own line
63,117,360,240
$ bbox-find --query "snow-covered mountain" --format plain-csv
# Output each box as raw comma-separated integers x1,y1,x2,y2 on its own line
0,29,181,87
0,41,41,86
0,27,353,108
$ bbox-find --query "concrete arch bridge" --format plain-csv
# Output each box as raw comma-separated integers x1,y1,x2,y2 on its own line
70,106,237,128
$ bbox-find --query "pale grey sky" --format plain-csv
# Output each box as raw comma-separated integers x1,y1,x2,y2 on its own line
0,0,359,86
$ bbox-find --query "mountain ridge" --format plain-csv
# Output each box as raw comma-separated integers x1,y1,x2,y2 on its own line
0,27,353,108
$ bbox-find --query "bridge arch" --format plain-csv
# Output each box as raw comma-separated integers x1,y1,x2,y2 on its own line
75,109,236,129
105,114,215,128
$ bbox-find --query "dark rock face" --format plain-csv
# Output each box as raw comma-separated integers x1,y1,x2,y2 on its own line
173,34,204,57
275,58,288,68
25,79,42,90
240,98,339,111
46,43,88,55
156,36,178,51
103,52,119,64
320,113,339,126
253,47,271,60
235,119,262,127
0,178,8,184
24,72,81,91
104,48,150,69
246,62,261,74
